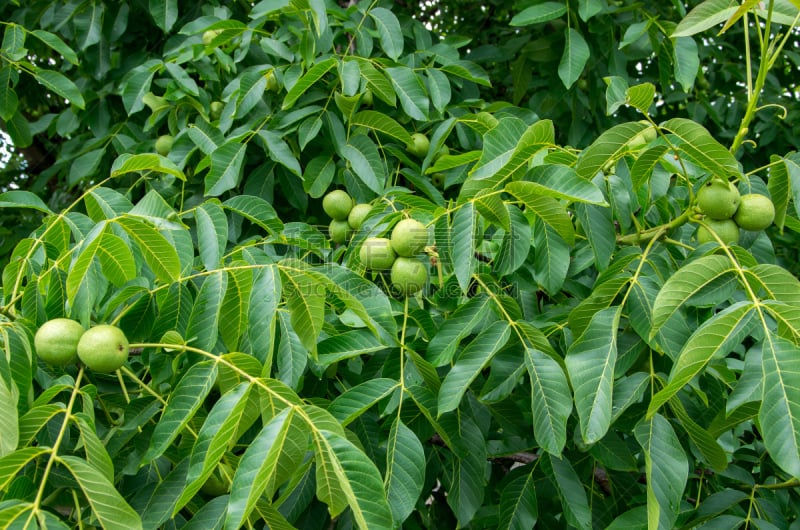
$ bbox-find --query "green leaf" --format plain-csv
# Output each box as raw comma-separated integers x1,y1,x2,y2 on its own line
651,254,736,337
566,306,621,444
439,61,492,87
494,204,531,276
541,453,592,530
220,266,253,352
634,414,688,530
206,141,247,197
58,455,143,530
438,321,511,413
370,7,403,61
31,69,85,109
223,195,283,235
73,413,114,481
185,270,227,352
342,134,386,194
760,333,800,477
327,378,398,426
498,467,538,530
558,28,590,89
179,383,252,510
315,430,394,529
279,261,325,354
352,110,412,145
648,301,755,416
0,190,53,214
525,165,608,205
0,379,18,457
0,448,48,491
0,71,18,122
506,183,575,244
164,62,198,96
524,348,572,455
31,29,79,65
575,121,650,180
672,0,739,37
1,24,25,61
259,130,302,176
532,217,569,295
282,56,337,110
442,411,486,525
511,2,567,25
668,397,727,472
115,217,180,283
385,66,428,121
660,118,740,178
626,82,656,114
110,153,186,180
452,202,477,293
227,407,307,528
385,418,425,524
143,361,218,462
68,147,106,186
67,227,137,304
427,294,492,366
195,201,228,271
673,37,699,91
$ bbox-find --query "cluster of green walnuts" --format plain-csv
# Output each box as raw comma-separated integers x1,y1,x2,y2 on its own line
34,318,130,373
322,190,429,297
693,178,776,244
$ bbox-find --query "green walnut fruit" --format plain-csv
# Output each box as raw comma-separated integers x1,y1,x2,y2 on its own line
391,257,428,296
359,237,396,270
734,194,775,231
322,190,354,221
431,173,445,189
406,133,430,158
200,463,233,496
628,121,657,149
696,179,741,220
348,203,372,230
34,318,86,367
155,135,174,156
202,29,223,46
77,325,130,373
391,218,428,257
329,219,352,244
210,101,224,121
697,219,740,245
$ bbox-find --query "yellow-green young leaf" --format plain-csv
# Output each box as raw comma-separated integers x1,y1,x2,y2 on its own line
566,306,621,444
650,254,736,338
58,455,143,530
0,501,33,528
315,430,394,529
634,414,688,530
626,82,656,114
660,118,739,178
524,348,572,455
226,407,308,529
575,121,649,180
760,334,800,478
279,261,326,354
352,110,412,145
385,418,426,524
764,300,800,344
282,56,337,110
648,301,755,417
438,321,511,414
143,361,218,463
115,216,181,283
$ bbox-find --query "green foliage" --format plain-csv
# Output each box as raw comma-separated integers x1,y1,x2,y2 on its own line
2,0,800,529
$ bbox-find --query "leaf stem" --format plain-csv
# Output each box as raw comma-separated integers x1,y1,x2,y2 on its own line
616,208,692,246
